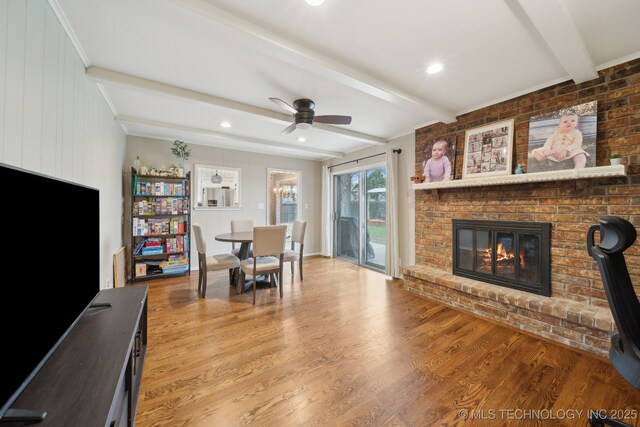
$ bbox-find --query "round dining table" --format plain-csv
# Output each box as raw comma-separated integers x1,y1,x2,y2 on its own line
215,230,289,294
215,231,254,293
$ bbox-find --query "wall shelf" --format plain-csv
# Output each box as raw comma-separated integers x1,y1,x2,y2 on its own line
413,165,626,190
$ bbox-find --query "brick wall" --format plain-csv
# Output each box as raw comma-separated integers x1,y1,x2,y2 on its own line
414,58,640,309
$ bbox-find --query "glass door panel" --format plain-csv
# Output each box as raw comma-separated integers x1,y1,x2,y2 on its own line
335,172,360,261
365,167,386,269
334,166,386,271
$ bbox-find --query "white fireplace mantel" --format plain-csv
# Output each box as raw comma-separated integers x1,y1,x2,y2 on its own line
413,165,626,191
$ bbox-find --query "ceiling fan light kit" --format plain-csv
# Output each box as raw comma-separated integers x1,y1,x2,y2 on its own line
269,97,352,135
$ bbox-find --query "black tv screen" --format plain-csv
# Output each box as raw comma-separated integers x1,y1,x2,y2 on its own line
0,163,99,418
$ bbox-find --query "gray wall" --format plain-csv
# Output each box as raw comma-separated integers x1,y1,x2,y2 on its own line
124,136,322,273
0,0,127,288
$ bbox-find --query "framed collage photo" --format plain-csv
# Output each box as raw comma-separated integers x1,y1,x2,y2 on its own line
462,119,514,179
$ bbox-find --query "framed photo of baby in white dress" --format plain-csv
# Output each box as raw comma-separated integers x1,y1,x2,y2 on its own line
462,119,514,179
527,101,597,173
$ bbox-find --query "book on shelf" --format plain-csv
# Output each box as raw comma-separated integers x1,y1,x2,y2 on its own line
141,247,163,255
145,238,162,247
133,237,147,255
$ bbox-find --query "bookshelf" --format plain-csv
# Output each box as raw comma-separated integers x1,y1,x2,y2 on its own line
130,168,191,281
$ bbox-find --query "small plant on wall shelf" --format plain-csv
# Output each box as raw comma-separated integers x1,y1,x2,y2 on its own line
171,140,191,169
609,153,622,165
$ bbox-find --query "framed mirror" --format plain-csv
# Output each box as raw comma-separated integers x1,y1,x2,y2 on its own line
267,169,301,225
193,164,241,209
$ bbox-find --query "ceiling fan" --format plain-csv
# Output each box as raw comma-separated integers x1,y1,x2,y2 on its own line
269,98,352,135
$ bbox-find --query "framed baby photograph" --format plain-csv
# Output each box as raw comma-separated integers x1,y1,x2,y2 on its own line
421,136,457,183
526,101,597,173
462,119,514,179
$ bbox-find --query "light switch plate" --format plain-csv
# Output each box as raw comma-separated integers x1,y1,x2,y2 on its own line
257,203,265,210
305,204,309,209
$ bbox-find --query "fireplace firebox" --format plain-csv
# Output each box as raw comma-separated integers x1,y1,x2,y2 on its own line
452,220,551,296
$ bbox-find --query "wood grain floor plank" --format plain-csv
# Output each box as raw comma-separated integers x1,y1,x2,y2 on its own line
135,257,640,426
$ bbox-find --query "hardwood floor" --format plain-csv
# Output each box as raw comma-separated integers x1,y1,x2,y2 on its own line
135,256,640,426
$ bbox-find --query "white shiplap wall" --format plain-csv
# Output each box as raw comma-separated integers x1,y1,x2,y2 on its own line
0,0,126,288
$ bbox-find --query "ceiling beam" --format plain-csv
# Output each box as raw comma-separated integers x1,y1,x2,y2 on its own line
87,66,290,123
312,123,386,146
87,66,385,146
513,0,598,84
115,115,345,159
170,0,457,123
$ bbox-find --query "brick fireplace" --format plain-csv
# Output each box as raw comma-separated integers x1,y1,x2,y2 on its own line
403,58,640,357
452,219,550,296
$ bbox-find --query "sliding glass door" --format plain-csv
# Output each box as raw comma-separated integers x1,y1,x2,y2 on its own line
333,166,386,270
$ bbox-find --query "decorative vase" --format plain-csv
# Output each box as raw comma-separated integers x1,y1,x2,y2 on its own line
610,158,622,165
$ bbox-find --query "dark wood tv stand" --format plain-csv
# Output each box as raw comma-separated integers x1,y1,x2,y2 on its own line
9,285,148,426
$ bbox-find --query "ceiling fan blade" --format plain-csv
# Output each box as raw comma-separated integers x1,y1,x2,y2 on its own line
269,97,297,115
314,115,352,125
281,123,297,135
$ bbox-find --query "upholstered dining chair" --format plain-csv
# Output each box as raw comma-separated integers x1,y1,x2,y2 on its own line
239,225,287,305
283,220,307,280
230,219,254,256
192,223,240,298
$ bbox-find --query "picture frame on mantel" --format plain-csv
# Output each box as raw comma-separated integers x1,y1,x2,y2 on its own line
462,118,514,179
526,100,597,173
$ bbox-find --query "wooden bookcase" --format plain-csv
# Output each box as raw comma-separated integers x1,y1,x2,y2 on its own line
130,168,191,281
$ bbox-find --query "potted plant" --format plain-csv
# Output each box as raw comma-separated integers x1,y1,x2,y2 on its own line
171,140,191,175
609,153,622,165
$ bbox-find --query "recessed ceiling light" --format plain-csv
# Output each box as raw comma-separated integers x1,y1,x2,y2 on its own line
426,63,444,74
305,0,325,6
297,137,306,142
220,121,231,128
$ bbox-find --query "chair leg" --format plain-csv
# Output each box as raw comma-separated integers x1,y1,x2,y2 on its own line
279,256,284,299
298,245,304,281
201,265,208,298
237,268,244,294
253,264,257,305
228,268,233,285
291,261,294,277
197,254,204,297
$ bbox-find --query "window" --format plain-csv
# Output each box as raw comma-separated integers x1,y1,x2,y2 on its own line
193,164,241,209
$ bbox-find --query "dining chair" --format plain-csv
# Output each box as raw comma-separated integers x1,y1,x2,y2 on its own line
192,223,240,298
230,219,254,257
239,225,287,305
283,220,307,280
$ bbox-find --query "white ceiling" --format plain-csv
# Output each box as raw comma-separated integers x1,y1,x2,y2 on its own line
53,0,640,161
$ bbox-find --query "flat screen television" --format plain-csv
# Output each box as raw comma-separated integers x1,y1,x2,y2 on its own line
0,163,99,421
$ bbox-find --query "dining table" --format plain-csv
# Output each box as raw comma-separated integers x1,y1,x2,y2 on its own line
215,231,288,294
214,231,253,293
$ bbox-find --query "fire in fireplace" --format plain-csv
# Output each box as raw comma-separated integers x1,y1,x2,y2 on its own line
452,220,550,296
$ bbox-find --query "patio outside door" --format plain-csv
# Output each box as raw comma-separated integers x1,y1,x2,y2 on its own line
333,166,386,270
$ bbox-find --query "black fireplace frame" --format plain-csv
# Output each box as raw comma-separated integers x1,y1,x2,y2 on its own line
452,219,551,296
